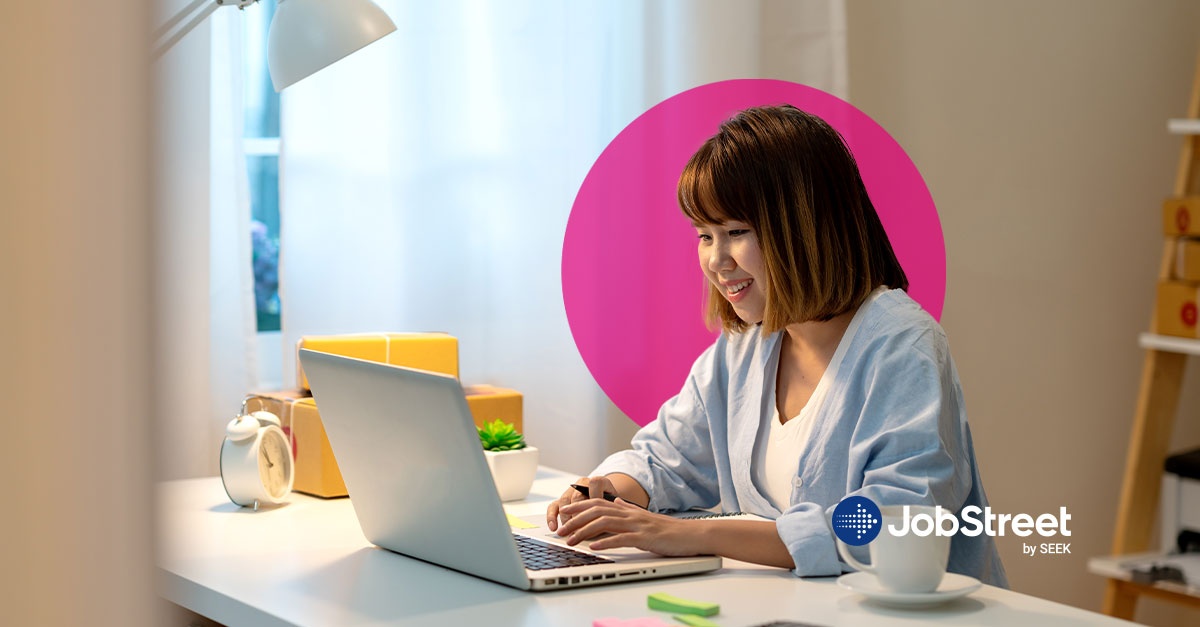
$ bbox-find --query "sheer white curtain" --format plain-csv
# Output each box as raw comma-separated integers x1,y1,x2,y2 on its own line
279,0,845,474
209,9,260,445
154,4,258,479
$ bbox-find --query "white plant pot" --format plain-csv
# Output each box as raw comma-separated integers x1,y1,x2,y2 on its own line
483,446,538,502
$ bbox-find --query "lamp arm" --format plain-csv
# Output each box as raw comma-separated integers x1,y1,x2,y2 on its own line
152,0,259,61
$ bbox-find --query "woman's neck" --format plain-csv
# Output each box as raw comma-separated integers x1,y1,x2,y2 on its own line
781,309,855,361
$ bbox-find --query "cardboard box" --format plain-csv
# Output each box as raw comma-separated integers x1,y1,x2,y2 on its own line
247,385,525,499
464,385,524,433
241,388,310,447
1163,198,1200,236
289,397,347,498
297,332,459,390
1175,238,1200,281
244,390,346,498
1156,281,1200,338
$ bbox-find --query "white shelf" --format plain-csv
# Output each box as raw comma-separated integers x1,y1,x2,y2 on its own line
1089,551,1200,599
1168,119,1200,135
1139,332,1200,355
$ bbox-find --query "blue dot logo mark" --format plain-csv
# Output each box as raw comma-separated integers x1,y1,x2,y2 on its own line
832,496,882,546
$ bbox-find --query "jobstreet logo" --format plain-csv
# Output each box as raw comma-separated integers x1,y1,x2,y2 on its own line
832,496,883,546
832,496,1074,556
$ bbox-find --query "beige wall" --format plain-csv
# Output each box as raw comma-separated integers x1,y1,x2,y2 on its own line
845,1,1200,624
0,1,156,625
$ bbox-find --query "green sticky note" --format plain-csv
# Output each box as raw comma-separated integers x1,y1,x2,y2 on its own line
673,614,720,627
506,513,537,529
647,592,719,616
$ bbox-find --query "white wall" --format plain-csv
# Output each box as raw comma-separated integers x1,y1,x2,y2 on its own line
0,1,155,624
846,1,1200,623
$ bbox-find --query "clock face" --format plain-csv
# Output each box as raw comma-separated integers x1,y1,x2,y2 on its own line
258,428,294,499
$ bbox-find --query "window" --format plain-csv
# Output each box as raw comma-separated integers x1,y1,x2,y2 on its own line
244,0,281,333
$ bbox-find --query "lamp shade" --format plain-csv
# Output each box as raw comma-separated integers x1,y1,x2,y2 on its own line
267,0,397,92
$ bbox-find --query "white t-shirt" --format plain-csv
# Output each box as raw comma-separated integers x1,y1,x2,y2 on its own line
753,289,878,510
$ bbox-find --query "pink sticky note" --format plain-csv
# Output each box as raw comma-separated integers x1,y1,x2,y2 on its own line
592,618,674,627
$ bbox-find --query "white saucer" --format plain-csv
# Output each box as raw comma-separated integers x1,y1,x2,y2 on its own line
837,572,982,608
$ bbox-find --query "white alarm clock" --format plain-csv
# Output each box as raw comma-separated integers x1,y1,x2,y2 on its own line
220,408,295,509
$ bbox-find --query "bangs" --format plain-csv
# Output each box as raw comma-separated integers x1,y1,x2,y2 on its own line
677,141,750,226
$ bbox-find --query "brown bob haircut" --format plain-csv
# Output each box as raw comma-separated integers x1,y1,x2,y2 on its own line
678,104,908,334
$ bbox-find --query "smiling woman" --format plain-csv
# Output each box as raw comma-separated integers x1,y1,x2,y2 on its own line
547,104,1007,588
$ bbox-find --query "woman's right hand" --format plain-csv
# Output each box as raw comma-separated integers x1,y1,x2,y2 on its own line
546,475,619,533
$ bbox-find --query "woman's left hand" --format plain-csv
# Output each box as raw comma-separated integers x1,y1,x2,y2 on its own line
554,498,700,556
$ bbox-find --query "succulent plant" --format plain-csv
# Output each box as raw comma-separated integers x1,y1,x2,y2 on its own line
478,419,526,452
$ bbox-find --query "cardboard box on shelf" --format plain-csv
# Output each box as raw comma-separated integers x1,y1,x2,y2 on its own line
1156,281,1200,338
1175,238,1200,281
464,385,524,433
297,332,458,390
1163,198,1200,237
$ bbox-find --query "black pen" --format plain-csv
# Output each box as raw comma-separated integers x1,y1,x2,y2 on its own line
572,483,618,502
570,484,647,509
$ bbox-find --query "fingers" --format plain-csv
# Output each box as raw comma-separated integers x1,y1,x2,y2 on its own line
586,476,617,500
548,476,620,531
559,504,631,545
556,499,611,536
547,476,594,531
588,532,638,551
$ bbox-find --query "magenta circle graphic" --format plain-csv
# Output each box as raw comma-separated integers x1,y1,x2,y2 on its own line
562,79,945,427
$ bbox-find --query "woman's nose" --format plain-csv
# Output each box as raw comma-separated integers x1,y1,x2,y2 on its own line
707,242,734,273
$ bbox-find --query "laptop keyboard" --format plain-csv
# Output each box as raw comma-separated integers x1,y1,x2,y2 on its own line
513,534,615,571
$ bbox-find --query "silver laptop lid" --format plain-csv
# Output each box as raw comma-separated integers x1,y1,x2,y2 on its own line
299,349,530,589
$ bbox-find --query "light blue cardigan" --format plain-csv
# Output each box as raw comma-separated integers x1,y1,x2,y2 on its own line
592,289,1008,587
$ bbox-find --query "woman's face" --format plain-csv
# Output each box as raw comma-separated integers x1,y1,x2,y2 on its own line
695,220,767,324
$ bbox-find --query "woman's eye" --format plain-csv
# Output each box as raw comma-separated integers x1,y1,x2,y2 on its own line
697,233,712,242
729,229,750,237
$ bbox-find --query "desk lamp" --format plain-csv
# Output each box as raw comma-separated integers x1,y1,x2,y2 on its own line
153,0,397,91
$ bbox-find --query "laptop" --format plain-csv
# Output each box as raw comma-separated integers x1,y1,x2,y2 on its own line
299,349,723,591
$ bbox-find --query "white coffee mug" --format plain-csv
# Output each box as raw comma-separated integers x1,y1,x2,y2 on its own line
836,505,950,594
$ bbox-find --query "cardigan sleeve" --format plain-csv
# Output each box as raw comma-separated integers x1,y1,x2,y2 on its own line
774,328,974,577
590,343,724,513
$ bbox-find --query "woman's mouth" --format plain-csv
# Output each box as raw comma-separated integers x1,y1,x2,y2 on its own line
725,279,753,303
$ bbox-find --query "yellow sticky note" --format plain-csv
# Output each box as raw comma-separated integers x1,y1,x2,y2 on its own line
506,514,537,529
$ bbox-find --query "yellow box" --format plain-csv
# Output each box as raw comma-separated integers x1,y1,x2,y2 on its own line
1163,198,1200,236
1156,281,1200,338
297,332,459,390
290,397,347,498
464,385,524,433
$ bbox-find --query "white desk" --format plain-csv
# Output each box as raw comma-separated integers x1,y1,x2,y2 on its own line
159,468,1132,626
